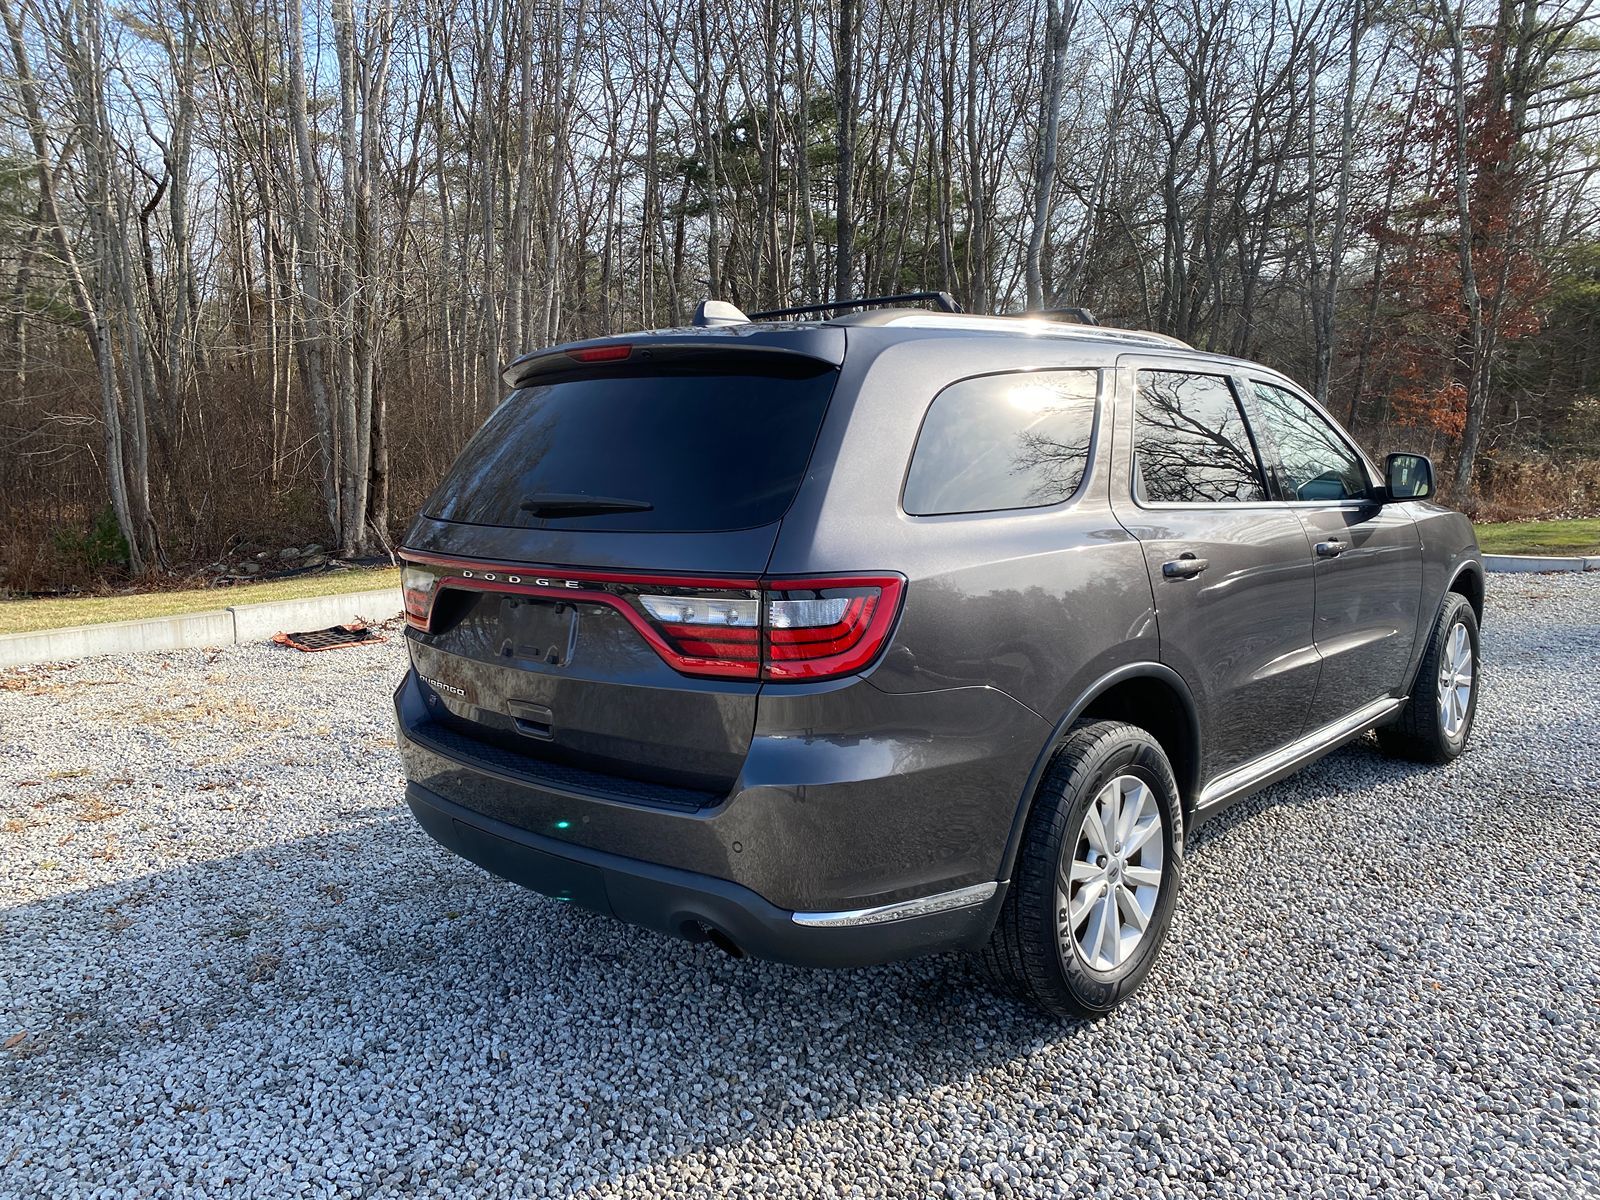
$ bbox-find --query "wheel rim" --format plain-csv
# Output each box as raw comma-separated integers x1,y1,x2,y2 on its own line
1436,621,1474,739
1059,774,1165,973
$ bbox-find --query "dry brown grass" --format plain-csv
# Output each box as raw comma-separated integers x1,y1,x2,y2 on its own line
74,796,126,823
1473,455,1600,522
119,695,293,731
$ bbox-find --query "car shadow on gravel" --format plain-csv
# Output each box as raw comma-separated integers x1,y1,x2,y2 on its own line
2,807,1082,1189
1183,733,1444,852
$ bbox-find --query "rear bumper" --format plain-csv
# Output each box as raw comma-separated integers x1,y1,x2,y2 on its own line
405,780,1006,968
394,662,1045,913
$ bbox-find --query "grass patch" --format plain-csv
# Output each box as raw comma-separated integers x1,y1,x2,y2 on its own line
1,567,400,635
1474,518,1600,557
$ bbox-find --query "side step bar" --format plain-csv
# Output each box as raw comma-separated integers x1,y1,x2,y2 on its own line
1196,696,1406,814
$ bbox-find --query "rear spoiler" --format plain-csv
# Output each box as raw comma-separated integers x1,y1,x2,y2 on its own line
503,328,846,388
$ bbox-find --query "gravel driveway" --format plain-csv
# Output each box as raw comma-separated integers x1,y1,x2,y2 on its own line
2,574,1597,1199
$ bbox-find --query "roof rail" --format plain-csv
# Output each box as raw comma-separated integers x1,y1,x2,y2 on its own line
749,290,962,320
861,311,1191,349
1026,306,1099,326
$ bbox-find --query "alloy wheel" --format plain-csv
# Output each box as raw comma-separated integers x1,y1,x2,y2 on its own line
1058,774,1165,973
1436,621,1474,739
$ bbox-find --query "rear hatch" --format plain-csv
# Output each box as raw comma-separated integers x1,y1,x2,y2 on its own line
400,331,851,803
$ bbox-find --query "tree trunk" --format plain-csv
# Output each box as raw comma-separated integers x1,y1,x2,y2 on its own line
1026,0,1074,311
286,0,340,539
834,0,855,300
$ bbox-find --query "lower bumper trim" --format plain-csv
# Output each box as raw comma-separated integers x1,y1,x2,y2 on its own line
791,882,1001,928
404,780,1006,969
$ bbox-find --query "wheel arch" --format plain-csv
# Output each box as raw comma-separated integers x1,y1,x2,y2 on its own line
1448,560,1484,623
997,663,1201,884
1405,559,1485,690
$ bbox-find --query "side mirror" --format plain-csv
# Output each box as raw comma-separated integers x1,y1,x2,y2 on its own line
1385,452,1434,501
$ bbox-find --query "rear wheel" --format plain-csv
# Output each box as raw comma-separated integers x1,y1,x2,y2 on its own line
981,720,1183,1019
1376,593,1479,763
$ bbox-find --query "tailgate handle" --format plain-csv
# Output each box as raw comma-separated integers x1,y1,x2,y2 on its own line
508,700,554,740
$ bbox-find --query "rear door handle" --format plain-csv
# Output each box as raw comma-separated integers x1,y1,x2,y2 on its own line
1315,540,1346,559
1162,555,1209,579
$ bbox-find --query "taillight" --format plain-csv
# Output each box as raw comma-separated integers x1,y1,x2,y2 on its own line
639,576,903,681
399,551,904,683
402,563,442,630
637,594,762,676
759,577,904,681
566,343,632,363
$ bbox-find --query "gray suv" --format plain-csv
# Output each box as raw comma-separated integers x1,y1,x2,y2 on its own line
395,298,1483,1017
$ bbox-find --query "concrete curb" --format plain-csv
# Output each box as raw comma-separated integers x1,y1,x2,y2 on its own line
0,586,401,670
1483,553,1600,574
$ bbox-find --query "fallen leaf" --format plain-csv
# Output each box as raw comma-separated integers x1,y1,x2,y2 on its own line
4,1032,26,1049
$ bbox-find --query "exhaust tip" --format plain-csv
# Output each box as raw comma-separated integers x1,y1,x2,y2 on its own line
692,922,744,959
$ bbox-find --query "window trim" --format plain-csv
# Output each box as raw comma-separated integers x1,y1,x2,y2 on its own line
1238,374,1379,506
1127,365,1277,511
899,366,1105,519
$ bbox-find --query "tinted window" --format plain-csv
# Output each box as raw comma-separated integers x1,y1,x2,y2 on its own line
424,367,837,531
1134,370,1267,504
1248,381,1369,501
904,370,1098,515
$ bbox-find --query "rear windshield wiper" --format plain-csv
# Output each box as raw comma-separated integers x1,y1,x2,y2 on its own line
519,493,654,517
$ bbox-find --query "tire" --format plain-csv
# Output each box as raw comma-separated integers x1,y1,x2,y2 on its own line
981,720,1183,1019
1376,592,1480,764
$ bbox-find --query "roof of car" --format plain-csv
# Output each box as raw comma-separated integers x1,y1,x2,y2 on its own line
502,306,1286,388
826,308,1191,350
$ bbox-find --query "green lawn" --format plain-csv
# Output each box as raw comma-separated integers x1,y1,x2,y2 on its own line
1474,518,1600,557
1,567,401,636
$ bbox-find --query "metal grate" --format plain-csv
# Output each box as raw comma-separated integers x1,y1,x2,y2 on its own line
272,624,386,652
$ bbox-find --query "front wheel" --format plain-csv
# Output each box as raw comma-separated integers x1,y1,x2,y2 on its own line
1376,592,1480,763
980,720,1183,1019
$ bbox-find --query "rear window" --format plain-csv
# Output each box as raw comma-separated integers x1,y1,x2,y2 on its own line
903,369,1099,516
424,366,838,531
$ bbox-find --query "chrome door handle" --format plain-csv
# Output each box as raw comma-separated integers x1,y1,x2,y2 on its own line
1315,540,1345,558
1162,555,1209,579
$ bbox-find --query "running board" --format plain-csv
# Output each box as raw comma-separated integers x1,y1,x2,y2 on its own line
1196,697,1405,814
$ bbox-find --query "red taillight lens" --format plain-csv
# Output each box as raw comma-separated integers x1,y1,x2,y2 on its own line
760,577,904,680
566,343,632,363
402,563,442,630
638,575,903,681
636,593,763,677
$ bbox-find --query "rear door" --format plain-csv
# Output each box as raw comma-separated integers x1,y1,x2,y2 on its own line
401,346,842,798
1239,377,1423,725
1110,361,1321,782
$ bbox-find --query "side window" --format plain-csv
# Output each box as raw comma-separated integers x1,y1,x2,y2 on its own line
1248,381,1369,502
903,369,1099,516
1133,370,1268,504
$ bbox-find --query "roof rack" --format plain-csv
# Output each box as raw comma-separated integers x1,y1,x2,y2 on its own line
748,290,962,320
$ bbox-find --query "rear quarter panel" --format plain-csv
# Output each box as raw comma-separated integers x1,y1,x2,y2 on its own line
764,333,1160,895
769,331,1158,721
